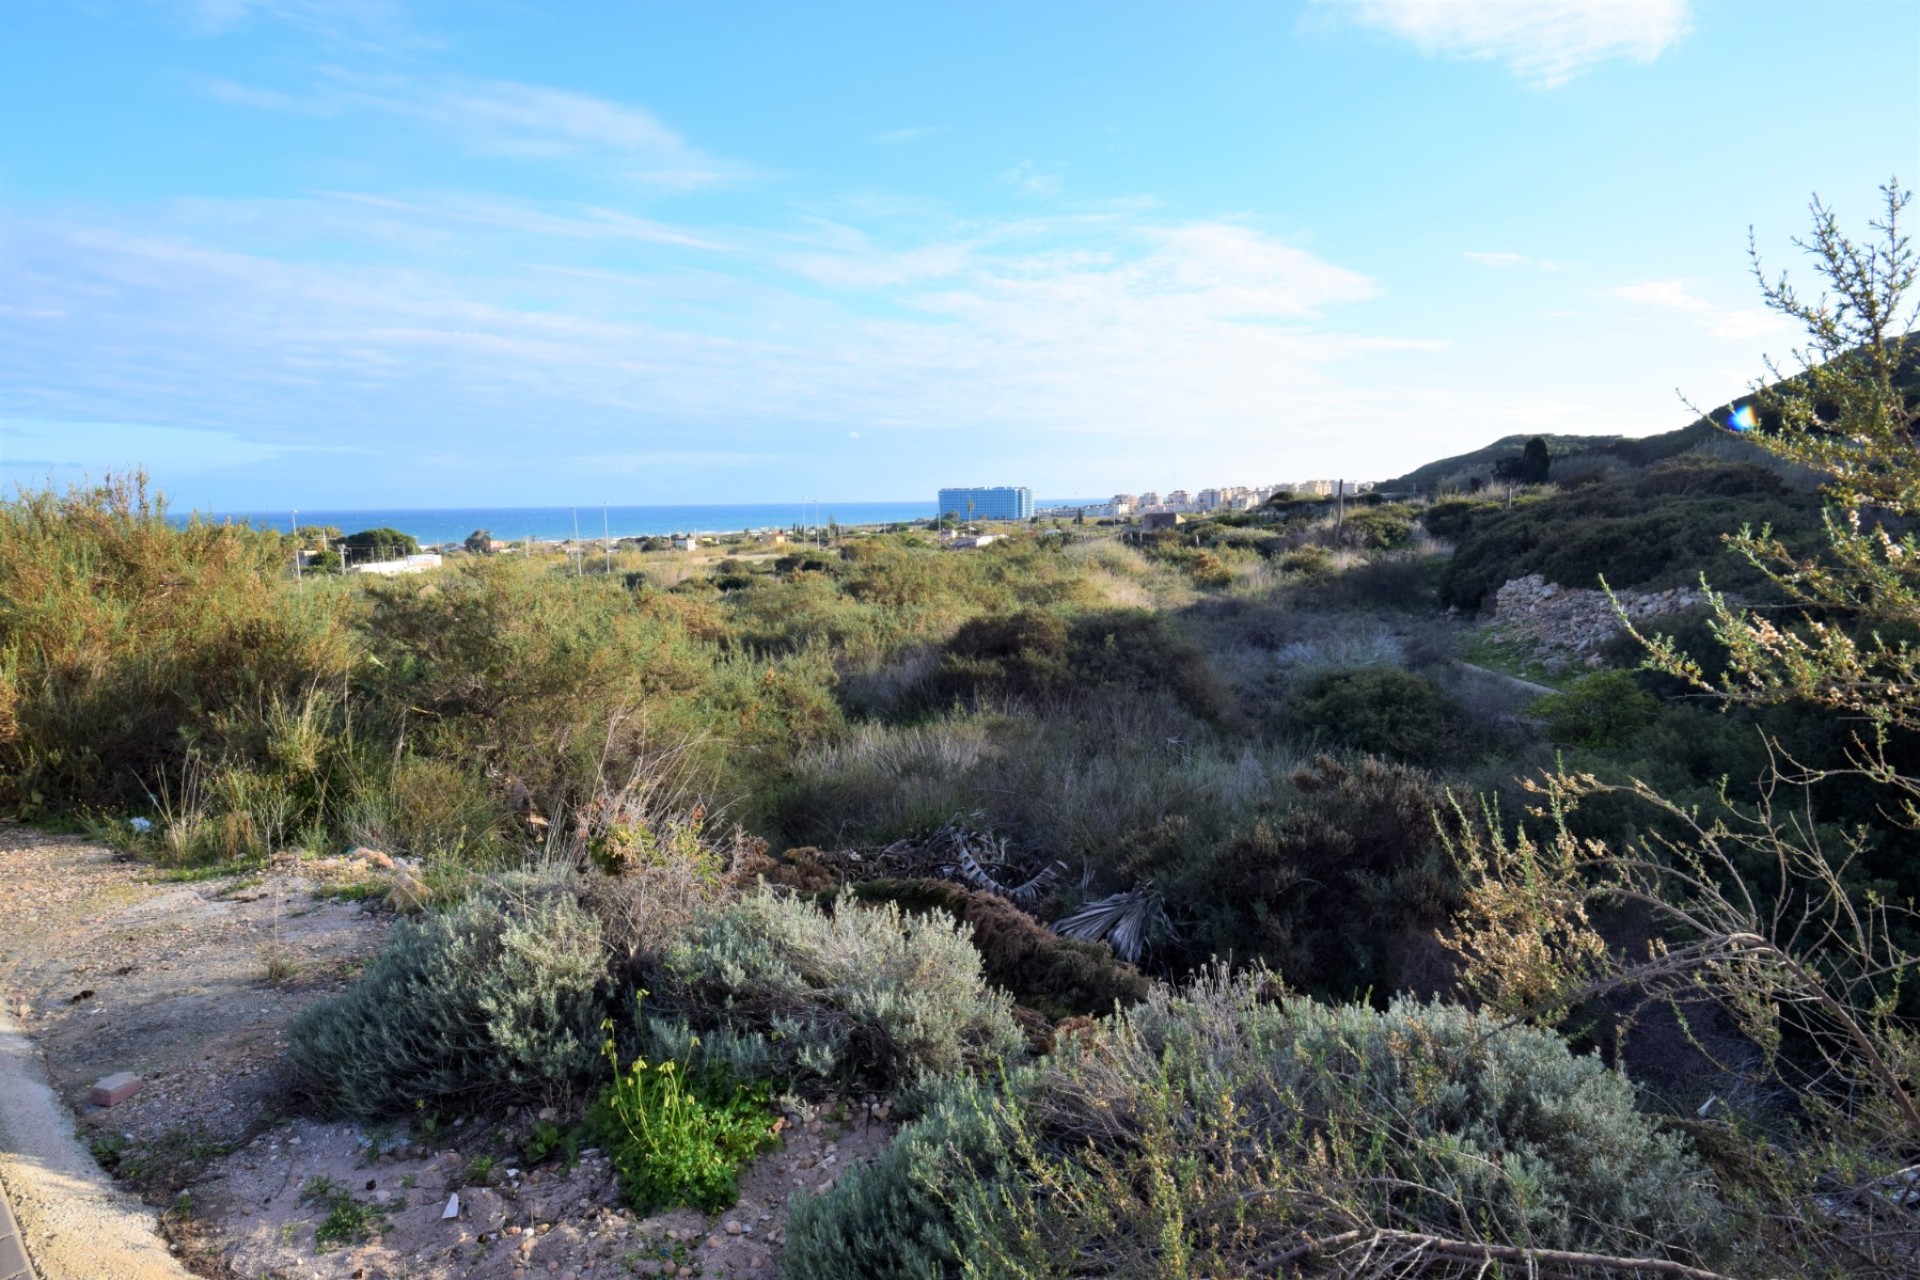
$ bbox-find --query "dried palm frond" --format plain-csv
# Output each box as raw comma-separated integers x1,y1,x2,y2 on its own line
1053,887,1178,965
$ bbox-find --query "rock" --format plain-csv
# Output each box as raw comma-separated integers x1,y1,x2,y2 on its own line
724,1220,743,1236
443,1192,461,1219
386,869,430,912
88,1071,142,1107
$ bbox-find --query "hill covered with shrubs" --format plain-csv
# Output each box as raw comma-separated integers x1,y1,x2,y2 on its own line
7,193,1920,1279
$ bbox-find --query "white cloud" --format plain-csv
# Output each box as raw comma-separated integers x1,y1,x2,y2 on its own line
162,0,422,47
0,418,327,478
0,202,1406,485
1332,0,1692,87
1605,278,1785,339
205,70,750,187
998,161,1063,198
1465,250,1560,269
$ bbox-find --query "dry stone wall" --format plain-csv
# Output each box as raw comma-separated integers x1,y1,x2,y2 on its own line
1491,573,1716,668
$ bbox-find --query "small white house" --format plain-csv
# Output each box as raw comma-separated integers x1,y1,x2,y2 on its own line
670,535,701,551
351,552,444,576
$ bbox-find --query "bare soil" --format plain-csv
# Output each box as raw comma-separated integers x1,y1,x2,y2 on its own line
0,826,892,1279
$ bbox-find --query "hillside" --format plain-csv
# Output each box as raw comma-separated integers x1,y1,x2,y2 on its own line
1388,338,1920,493
1384,420,1727,493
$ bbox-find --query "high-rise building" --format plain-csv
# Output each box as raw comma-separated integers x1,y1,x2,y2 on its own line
938,486,1033,521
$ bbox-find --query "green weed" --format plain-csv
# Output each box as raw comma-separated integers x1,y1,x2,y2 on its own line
590,1019,777,1214
301,1175,391,1251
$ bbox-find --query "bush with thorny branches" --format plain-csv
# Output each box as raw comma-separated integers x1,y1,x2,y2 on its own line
1449,181,1920,1278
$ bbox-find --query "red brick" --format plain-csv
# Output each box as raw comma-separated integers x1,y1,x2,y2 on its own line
88,1072,141,1107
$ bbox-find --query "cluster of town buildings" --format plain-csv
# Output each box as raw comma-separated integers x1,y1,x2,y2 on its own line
329,475,1374,574
1052,480,1372,520
939,481,1374,526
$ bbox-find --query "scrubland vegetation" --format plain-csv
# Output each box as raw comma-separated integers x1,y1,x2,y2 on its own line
7,187,1920,1276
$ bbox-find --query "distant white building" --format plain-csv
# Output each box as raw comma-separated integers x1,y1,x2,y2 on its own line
670,535,701,551
351,552,443,576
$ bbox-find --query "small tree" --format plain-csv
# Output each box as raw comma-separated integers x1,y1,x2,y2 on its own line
465,528,495,555
1447,182,1920,1278
342,527,421,561
1492,436,1550,487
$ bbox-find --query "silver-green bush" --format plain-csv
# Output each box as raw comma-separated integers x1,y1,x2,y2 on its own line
786,971,1727,1279
642,887,1023,1094
289,874,606,1120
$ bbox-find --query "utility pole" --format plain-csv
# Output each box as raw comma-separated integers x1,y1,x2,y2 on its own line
1335,480,1345,541
572,507,582,576
603,504,613,575
291,509,301,583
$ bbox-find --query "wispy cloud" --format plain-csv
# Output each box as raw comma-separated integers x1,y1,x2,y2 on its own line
205,69,752,188
0,200,1411,492
1330,0,1692,88
1605,279,1784,339
1464,250,1560,269
162,0,424,48
998,161,1063,198
320,193,733,251
0,418,335,481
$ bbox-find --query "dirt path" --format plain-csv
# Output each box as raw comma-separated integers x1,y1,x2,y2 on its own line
0,825,389,1277
0,1003,191,1280
0,828,890,1279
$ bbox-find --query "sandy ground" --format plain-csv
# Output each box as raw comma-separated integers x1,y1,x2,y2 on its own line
0,827,892,1279
202,1106,890,1280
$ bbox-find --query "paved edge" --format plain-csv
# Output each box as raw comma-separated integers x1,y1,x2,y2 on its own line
0,1008,192,1280
0,1167,33,1280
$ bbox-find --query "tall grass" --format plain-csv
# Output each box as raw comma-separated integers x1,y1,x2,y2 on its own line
0,476,840,867
0,474,355,821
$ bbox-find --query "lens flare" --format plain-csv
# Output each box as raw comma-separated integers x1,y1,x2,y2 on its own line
1727,404,1757,433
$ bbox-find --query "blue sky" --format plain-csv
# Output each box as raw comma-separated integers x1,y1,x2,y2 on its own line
1,0,1914,509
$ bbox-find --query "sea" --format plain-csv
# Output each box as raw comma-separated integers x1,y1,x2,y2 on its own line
186,501,1104,547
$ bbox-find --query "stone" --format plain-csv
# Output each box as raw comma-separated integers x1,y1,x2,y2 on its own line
89,1072,142,1107
443,1192,461,1219
724,1220,743,1236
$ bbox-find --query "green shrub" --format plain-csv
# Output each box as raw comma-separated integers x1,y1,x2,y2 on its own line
844,879,1150,1021
933,609,1071,702
589,1017,777,1213
340,526,420,559
1289,666,1467,764
787,973,1728,1279
0,475,354,818
1184,549,1235,587
1157,754,1459,999
1534,670,1661,748
1065,610,1229,719
351,752,509,863
1435,468,1822,609
1278,545,1335,576
288,874,607,1119
1339,506,1414,550
785,1078,1013,1280
640,887,1023,1095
